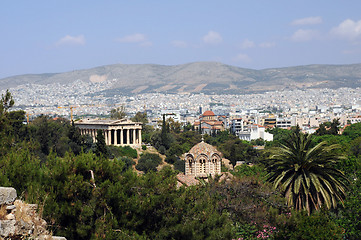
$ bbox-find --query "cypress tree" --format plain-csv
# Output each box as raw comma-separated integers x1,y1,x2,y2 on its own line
95,129,108,157
161,114,168,149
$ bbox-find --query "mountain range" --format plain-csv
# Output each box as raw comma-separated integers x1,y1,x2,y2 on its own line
1,62,361,95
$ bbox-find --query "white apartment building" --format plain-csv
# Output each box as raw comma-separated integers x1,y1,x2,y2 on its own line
276,118,292,129
234,122,273,142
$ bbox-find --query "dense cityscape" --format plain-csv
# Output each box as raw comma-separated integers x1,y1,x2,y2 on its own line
5,79,361,132
2,1,361,239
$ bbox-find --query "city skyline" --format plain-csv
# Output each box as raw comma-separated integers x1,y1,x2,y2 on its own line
2,1,361,79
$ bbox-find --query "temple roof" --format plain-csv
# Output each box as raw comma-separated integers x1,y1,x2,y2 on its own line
74,118,142,127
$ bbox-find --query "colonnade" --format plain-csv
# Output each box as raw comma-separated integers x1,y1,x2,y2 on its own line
79,127,142,146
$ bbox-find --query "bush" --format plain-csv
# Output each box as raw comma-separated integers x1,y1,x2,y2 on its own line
136,153,162,173
142,145,147,150
158,145,166,155
165,155,177,164
117,156,135,171
173,159,185,173
274,210,344,240
108,145,138,159
232,164,266,180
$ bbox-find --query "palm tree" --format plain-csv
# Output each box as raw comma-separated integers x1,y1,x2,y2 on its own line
266,132,348,214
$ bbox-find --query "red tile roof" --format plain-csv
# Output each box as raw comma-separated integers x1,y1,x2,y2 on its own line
202,110,215,116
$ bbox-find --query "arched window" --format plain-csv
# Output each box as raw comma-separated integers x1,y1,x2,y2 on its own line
212,154,220,173
199,157,206,173
186,155,194,175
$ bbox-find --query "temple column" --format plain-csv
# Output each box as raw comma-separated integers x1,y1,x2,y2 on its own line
126,129,130,145
120,129,123,145
108,129,111,145
138,129,142,144
133,128,136,145
115,129,119,145
104,130,108,145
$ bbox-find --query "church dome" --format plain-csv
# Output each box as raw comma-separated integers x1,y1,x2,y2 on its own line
188,141,222,157
184,140,223,177
202,110,215,116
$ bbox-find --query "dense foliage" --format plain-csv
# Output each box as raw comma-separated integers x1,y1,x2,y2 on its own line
1,91,361,239
266,132,348,214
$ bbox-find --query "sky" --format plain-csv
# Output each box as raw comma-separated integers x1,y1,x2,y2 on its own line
1,1,361,79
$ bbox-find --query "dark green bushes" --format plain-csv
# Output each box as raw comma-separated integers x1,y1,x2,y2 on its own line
108,145,138,159
135,153,162,173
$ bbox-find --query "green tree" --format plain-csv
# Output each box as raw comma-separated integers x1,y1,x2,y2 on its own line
0,90,16,154
274,210,344,240
110,106,126,119
315,123,328,136
329,118,341,135
131,111,148,124
219,139,258,166
266,132,348,214
135,153,162,173
343,122,361,140
266,127,292,147
0,89,14,114
95,129,108,157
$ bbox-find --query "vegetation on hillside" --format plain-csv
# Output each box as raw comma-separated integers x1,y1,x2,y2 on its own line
1,91,361,239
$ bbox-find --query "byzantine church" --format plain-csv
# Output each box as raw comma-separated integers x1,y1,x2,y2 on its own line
184,139,222,178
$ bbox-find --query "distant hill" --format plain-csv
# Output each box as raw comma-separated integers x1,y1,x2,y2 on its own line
1,62,361,94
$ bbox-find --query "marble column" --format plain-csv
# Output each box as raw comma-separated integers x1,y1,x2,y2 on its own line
139,129,142,144
115,129,119,145
126,129,130,145
108,129,111,145
133,128,136,145
120,129,123,145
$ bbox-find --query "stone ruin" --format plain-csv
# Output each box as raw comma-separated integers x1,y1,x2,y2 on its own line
0,187,66,240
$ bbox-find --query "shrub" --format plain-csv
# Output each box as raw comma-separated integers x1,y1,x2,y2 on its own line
274,210,344,240
118,156,135,171
165,155,177,164
108,145,138,159
158,145,166,155
173,159,185,173
136,153,162,173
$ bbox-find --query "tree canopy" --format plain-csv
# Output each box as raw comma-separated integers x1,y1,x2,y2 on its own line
266,132,348,214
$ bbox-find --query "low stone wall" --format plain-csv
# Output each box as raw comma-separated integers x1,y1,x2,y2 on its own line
0,187,66,240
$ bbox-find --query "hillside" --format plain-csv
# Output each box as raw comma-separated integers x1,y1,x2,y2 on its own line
1,62,361,94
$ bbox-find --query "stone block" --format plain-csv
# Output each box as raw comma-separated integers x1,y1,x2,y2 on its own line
52,237,67,240
0,220,16,237
4,213,15,220
0,187,17,205
6,205,16,210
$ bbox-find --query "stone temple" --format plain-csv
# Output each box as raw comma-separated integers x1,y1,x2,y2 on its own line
75,119,142,146
184,139,222,178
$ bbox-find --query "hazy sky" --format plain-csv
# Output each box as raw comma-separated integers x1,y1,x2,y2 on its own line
1,1,361,78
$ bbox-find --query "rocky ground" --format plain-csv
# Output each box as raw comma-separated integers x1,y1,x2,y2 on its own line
0,187,66,240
